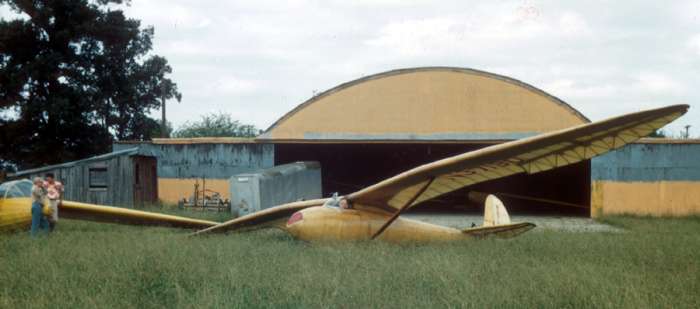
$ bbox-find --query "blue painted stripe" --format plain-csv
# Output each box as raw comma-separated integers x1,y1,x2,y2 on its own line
301,132,540,140
592,143,700,181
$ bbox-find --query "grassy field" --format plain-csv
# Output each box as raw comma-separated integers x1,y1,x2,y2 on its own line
1,211,699,308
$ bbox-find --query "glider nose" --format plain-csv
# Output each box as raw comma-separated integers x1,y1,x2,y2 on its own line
286,211,305,238
287,211,304,226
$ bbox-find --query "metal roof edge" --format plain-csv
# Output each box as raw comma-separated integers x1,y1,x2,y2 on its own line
12,148,143,177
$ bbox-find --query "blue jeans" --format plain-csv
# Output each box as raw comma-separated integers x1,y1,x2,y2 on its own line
30,201,49,236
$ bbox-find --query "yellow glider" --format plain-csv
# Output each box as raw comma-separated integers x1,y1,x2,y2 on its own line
193,104,689,243
0,179,218,233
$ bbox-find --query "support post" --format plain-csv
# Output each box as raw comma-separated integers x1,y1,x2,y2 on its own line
371,177,435,240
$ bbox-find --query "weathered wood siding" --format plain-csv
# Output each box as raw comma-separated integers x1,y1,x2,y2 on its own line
113,142,274,203
114,142,274,179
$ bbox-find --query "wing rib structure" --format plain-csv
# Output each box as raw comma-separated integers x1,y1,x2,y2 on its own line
348,104,688,211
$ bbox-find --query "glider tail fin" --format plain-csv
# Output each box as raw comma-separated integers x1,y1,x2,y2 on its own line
463,192,535,238
483,194,511,226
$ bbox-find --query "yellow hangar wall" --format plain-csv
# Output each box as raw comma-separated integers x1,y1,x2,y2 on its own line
260,67,590,141
591,139,700,217
157,178,231,203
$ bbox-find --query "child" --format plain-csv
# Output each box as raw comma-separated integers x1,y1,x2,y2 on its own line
43,173,63,232
30,177,49,236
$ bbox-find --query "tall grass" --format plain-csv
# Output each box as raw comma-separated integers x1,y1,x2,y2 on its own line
1,216,698,308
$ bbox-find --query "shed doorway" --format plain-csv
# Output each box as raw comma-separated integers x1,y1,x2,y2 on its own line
133,156,158,207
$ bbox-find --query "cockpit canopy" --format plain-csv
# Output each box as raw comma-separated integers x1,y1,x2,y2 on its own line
323,197,340,208
0,179,32,199
322,193,352,209
323,192,342,208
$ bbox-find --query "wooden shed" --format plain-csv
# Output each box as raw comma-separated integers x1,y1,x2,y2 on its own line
11,148,158,208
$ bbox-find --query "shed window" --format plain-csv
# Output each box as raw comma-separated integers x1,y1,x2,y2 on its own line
89,167,108,188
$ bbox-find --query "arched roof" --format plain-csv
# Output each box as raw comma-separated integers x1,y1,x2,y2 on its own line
261,67,589,142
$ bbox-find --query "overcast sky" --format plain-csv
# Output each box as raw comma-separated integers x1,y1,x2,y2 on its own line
4,1,700,135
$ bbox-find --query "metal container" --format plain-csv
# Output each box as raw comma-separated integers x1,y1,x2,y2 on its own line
230,161,322,216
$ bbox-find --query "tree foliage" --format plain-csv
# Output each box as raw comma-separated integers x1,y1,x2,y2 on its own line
173,113,259,138
648,129,667,138
0,0,180,169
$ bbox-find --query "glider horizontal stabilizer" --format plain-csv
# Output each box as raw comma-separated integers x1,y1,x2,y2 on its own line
462,222,536,238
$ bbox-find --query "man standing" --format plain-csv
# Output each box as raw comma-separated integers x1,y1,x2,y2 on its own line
44,173,63,232
30,177,49,236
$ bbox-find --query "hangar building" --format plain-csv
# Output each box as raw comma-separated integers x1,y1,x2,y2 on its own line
259,67,592,215
111,67,699,217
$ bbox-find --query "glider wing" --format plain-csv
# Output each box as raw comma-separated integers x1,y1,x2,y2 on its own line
191,198,328,235
347,104,689,210
59,200,219,229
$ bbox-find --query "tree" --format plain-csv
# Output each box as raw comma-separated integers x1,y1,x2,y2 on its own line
148,119,173,139
0,0,180,169
173,113,259,138
648,129,667,138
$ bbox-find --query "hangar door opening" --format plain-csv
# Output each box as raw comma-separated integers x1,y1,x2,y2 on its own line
275,143,590,216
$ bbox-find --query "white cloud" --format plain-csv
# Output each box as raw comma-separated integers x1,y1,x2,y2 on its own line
365,7,594,59
541,79,617,99
213,76,261,95
558,12,592,36
636,73,685,94
4,1,698,134
689,34,700,55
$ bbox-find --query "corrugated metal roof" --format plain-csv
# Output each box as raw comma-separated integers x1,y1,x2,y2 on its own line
151,137,257,144
11,147,151,177
116,137,258,145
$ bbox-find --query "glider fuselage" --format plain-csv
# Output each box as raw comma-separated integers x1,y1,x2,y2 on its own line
0,197,39,232
284,205,465,243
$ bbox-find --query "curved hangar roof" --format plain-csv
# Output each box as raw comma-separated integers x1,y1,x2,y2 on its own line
261,67,589,142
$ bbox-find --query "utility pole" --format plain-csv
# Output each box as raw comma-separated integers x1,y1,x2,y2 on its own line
684,125,691,139
161,71,168,138
161,90,167,138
